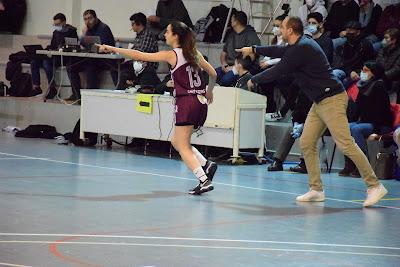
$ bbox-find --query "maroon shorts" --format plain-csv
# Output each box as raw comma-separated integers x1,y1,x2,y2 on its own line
175,95,208,128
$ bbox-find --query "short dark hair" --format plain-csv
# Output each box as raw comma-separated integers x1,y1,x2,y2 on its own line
307,12,323,23
130,12,147,27
286,16,303,35
233,11,248,26
364,60,384,78
345,21,362,30
275,14,287,21
53,13,66,22
235,55,252,70
385,28,400,44
83,9,97,18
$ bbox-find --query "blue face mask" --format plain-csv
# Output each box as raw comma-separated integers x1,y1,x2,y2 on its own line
307,24,318,35
360,71,370,82
53,26,63,32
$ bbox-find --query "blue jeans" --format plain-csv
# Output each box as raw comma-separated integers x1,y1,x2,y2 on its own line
215,67,238,86
349,122,374,155
30,58,54,87
332,69,353,89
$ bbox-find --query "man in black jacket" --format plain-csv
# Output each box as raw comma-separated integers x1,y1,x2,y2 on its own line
237,16,387,207
67,10,117,100
30,13,78,99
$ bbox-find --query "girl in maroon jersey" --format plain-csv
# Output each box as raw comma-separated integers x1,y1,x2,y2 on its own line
97,21,218,195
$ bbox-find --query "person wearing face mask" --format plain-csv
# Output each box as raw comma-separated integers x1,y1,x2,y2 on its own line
339,61,392,177
117,13,160,89
376,28,400,102
298,0,327,27
333,21,374,88
324,0,359,39
237,16,388,207
29,13,77,99
306,12,333,64
216,11,260,87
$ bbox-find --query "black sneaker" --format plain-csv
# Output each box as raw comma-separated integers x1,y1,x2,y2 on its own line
202,161,217,181
188,178,214,195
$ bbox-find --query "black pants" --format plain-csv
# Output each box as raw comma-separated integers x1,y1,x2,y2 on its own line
67,58,119,98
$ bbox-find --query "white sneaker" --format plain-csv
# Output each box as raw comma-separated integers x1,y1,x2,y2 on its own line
363,184,388,207
296,189,325,202
265,111,283,122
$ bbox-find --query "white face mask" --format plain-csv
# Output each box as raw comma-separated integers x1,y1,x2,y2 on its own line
53,26,63,32
133,61,145,75
272,26,281,36
360,71,370,82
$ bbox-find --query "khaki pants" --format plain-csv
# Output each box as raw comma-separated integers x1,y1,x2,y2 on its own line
300,91,379,191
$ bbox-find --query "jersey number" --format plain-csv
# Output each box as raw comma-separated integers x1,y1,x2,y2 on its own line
186,66,202,88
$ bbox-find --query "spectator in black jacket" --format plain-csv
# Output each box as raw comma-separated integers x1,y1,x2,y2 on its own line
376,28,400,102
67,10,117,100
30,13,78,99
339,61,393,177
324,0,359,39
306,12,333,64
148,0,193,37
332,21,374,88
358,0,382,42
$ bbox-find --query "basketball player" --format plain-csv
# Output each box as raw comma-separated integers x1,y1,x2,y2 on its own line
97,21,218,195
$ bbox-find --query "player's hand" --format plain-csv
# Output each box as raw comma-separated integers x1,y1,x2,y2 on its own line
96,44,114,53
247,79,254,91
148,15,160,23
235,47,254,58
205,90,214,104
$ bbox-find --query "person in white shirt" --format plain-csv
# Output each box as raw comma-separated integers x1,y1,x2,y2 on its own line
298,0,328,27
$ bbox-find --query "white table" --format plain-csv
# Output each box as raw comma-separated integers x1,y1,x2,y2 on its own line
80,87,267,160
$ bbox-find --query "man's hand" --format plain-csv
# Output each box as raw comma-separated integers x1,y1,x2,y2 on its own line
350,71,360,81
339,30,347,38
260,61,269,69
82,25,88,36
235,47,254,58
205,90,214,104
247,79,254,91
148,15,160,23
96,44,114,53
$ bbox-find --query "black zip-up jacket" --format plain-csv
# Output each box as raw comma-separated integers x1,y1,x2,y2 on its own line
251,35,344,103
48,24,78,50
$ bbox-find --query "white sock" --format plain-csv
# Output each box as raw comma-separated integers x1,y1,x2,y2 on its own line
192,146,207,167
193,166,207,182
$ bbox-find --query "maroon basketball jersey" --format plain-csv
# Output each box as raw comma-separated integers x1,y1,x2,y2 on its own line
171,48,206,97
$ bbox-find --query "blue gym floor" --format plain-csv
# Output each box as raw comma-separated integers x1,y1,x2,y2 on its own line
0,133,399,267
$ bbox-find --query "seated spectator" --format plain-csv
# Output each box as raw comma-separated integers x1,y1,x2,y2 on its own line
298,0,327,27
324,0,359,39
257,14,287,117
117,12,159,89
332,21,374,88
66,10,117,100
357,0,382,42
339,61,393,177
148,0,193,37
216,11,260,87
306,12,333,63
375,1,400,39
233,55,252,90
267,91,312,172
30,13,78,99
376,28,400,102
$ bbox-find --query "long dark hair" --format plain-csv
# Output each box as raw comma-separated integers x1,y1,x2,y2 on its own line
170,21,198,69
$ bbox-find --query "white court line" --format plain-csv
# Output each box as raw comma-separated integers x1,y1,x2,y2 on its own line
0,158,44,160
0,262,32,267
0,233,399,251
0,240,399,258
0,151,399,210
